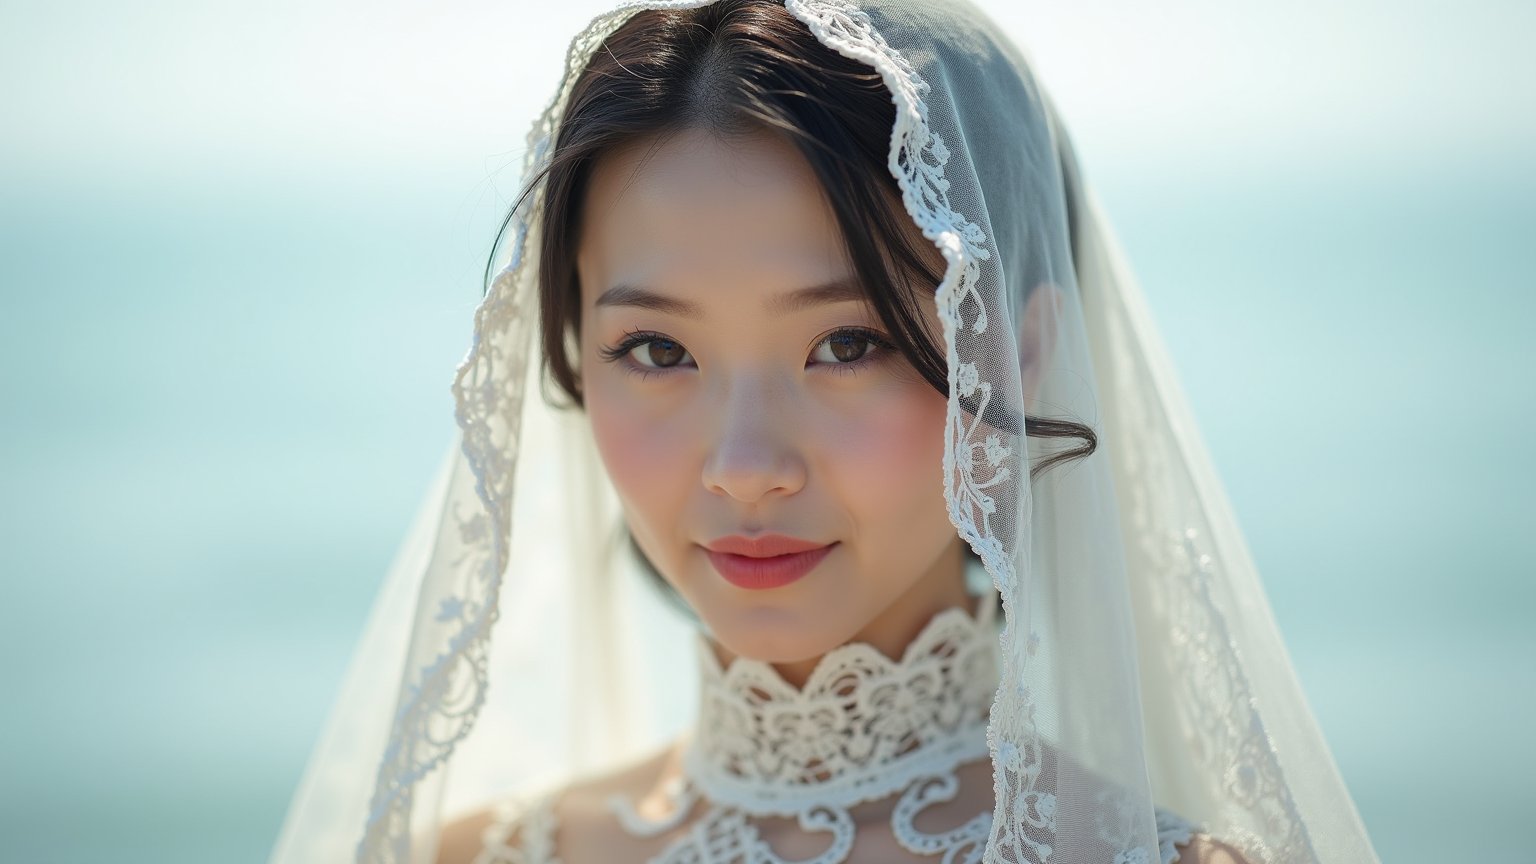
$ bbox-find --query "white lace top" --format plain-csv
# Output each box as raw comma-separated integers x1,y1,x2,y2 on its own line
469,598,1201,864
471,798,1199,864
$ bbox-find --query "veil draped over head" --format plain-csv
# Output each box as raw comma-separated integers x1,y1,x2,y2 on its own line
268,1,1380,862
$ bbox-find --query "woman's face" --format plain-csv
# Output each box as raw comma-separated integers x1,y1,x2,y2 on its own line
577,127,966,667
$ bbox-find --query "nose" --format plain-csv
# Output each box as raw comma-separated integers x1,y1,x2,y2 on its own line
700,377,808,503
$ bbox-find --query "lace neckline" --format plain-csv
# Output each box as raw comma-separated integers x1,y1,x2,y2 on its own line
680,596,999,814
484,592,1202,864
598,596,1003,863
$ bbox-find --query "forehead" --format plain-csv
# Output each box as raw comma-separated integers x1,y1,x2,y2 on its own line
577,127,849,298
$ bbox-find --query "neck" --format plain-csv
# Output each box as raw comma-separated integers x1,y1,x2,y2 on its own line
679,558,998,816
607,550,998,838
706,538,973,689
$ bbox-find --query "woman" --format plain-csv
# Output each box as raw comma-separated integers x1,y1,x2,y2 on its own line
269,1,1382,863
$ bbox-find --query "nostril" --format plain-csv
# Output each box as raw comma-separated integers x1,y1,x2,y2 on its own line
701,441,807,503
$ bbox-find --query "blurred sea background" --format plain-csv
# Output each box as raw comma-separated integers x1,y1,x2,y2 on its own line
1,1,1531,861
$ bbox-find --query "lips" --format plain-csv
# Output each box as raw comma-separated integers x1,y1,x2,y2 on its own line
702,534,837,590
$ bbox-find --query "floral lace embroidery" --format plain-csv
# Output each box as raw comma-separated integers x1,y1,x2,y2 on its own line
606,600,998,863
683,604,998,811
473,792,563,864
478,788,1201,864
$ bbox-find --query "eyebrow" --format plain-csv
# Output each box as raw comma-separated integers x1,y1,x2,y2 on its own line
594,278,866,320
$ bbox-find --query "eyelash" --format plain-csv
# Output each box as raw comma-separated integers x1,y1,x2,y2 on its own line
596,327,897,380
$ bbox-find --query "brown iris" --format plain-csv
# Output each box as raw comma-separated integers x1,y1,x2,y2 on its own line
826,331,871,363
646,339,687,367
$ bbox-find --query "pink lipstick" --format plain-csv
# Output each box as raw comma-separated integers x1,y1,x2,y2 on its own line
703,535,837,591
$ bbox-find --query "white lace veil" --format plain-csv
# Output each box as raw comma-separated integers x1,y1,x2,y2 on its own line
267,1,1381,862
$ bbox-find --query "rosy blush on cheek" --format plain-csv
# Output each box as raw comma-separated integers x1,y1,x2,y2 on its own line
817,385,950,539
585,377,695,547
826,385,945,478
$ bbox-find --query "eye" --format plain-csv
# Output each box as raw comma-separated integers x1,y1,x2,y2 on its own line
597,330,694,374
631,336,689,368
810,327,892,367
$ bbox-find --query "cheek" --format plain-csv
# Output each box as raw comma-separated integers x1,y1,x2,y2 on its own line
820,381,950,531
585,373,694,539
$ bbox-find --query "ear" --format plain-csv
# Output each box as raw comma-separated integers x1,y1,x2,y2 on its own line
1018,281,1065,406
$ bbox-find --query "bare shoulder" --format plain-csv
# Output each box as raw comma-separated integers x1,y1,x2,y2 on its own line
434,742,683,864
552,742,686,863
1171,832,1261,864
435,803,505,864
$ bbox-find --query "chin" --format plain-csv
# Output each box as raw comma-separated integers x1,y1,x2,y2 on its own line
698,597,869,666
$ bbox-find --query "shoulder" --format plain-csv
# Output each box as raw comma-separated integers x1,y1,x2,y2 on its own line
435,803,501,864
435,742,683,864
1169,832,1261,864
436,797,543,864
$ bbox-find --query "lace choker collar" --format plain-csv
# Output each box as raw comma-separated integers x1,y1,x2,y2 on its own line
682,596,1000,815
608,594,1001,855
521,594,1194,864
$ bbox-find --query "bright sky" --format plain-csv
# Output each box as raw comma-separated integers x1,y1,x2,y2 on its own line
1,0,1531,188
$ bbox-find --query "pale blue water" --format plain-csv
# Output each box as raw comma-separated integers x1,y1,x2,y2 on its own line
2,151,1531,863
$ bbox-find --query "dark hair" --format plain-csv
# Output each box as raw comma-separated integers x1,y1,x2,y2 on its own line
485,0,1096,597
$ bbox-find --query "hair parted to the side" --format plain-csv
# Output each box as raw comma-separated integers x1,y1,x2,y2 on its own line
482,0,1096,598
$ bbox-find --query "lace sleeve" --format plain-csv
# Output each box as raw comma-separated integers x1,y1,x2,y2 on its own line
471,793,562,864
1155,805,1200,864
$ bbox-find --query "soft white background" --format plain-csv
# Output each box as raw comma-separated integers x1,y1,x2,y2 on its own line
1,1,1531,861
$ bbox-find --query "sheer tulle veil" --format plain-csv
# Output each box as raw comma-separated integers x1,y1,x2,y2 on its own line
267,1,1381,862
